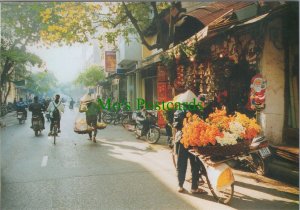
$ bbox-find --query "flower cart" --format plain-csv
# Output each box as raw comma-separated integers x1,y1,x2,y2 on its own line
177,107,262,204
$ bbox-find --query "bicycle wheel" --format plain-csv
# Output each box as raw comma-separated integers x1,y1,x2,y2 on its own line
121,115,130,128
102,113,113,124
53,125,57,144
113,115,122,125
146,127,160,144
203,166,234,204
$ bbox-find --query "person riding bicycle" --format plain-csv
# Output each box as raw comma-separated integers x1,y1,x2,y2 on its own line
16,98,28,120
47,94,64,136
28,96,45,129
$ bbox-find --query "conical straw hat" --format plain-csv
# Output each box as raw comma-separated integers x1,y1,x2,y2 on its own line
173,90,201,103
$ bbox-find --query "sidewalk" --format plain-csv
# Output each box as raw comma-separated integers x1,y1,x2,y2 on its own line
268,145,299,187
0,112,18,128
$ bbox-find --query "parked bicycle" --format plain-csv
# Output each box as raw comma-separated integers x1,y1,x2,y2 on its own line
102,109,126,125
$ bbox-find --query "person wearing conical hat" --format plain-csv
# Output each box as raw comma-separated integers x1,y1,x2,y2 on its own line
81,94,100,143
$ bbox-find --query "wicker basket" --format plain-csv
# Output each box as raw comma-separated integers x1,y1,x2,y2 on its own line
196,142,249,157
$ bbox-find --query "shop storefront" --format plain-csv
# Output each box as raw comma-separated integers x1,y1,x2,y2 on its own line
159,5,298,145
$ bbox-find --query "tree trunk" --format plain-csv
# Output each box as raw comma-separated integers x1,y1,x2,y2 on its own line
0,87,3,105
4,82,11,104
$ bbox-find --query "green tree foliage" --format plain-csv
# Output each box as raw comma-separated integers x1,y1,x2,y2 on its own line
25,71,58,95
39,2,172,49
74,65,105,87
1,2,48,103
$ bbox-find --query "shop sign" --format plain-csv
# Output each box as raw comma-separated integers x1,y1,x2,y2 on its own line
105,51,116,73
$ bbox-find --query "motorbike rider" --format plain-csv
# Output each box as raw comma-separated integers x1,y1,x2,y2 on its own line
47,94,64,136
28,96,45,129
69,97,75,109
137,106,153,137
173,108,205,194
16,98,27,120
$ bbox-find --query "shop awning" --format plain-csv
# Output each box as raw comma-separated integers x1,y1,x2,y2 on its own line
125,54,161,76
165,6,281,56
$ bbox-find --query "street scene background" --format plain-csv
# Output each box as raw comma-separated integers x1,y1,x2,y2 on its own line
0,1,299,210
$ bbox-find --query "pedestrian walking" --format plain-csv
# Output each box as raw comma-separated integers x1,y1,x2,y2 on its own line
80,94,100,142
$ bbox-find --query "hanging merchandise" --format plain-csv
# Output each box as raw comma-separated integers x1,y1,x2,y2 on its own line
198,62,216,101
228,36,240,64
249,74,267,110
174,65,185,91
245,39,259,71
210,44,218,60
185,66,197,92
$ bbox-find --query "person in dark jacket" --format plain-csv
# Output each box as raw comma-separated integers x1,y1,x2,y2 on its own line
29,96,45,129
173,109,205,194
16,98,28,119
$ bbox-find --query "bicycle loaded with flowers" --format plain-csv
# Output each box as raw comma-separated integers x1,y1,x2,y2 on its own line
181,107,261,157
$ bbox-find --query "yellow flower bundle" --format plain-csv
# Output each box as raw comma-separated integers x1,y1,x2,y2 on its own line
181,113,223,148
181,107,261,148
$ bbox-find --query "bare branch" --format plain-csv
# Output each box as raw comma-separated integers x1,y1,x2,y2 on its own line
122,2,158,50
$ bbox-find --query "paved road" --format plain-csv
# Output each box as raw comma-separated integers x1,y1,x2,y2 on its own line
1,108,299,210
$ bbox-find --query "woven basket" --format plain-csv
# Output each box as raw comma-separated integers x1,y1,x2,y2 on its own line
196,142,249,157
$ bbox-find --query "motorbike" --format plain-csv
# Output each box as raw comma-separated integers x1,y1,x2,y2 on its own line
227,136,271,175
17,111,26,124
31,115,44,136
69,103,74,110
121,111,137,129
135,111,161,144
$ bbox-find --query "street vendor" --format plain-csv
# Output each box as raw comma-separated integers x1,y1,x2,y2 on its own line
173,109,205,194
81,94,100,143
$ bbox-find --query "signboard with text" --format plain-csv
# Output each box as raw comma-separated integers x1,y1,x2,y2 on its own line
105,51,116,73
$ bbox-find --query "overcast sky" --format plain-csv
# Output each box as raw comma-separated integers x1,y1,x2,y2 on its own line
28,43,93,84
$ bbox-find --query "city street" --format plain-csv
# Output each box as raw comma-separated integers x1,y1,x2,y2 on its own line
1,108,299,210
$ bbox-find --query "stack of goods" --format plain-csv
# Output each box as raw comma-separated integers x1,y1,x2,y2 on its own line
181,107,261,157
97,122,107,129
74,119,107,134
74,118,93,134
